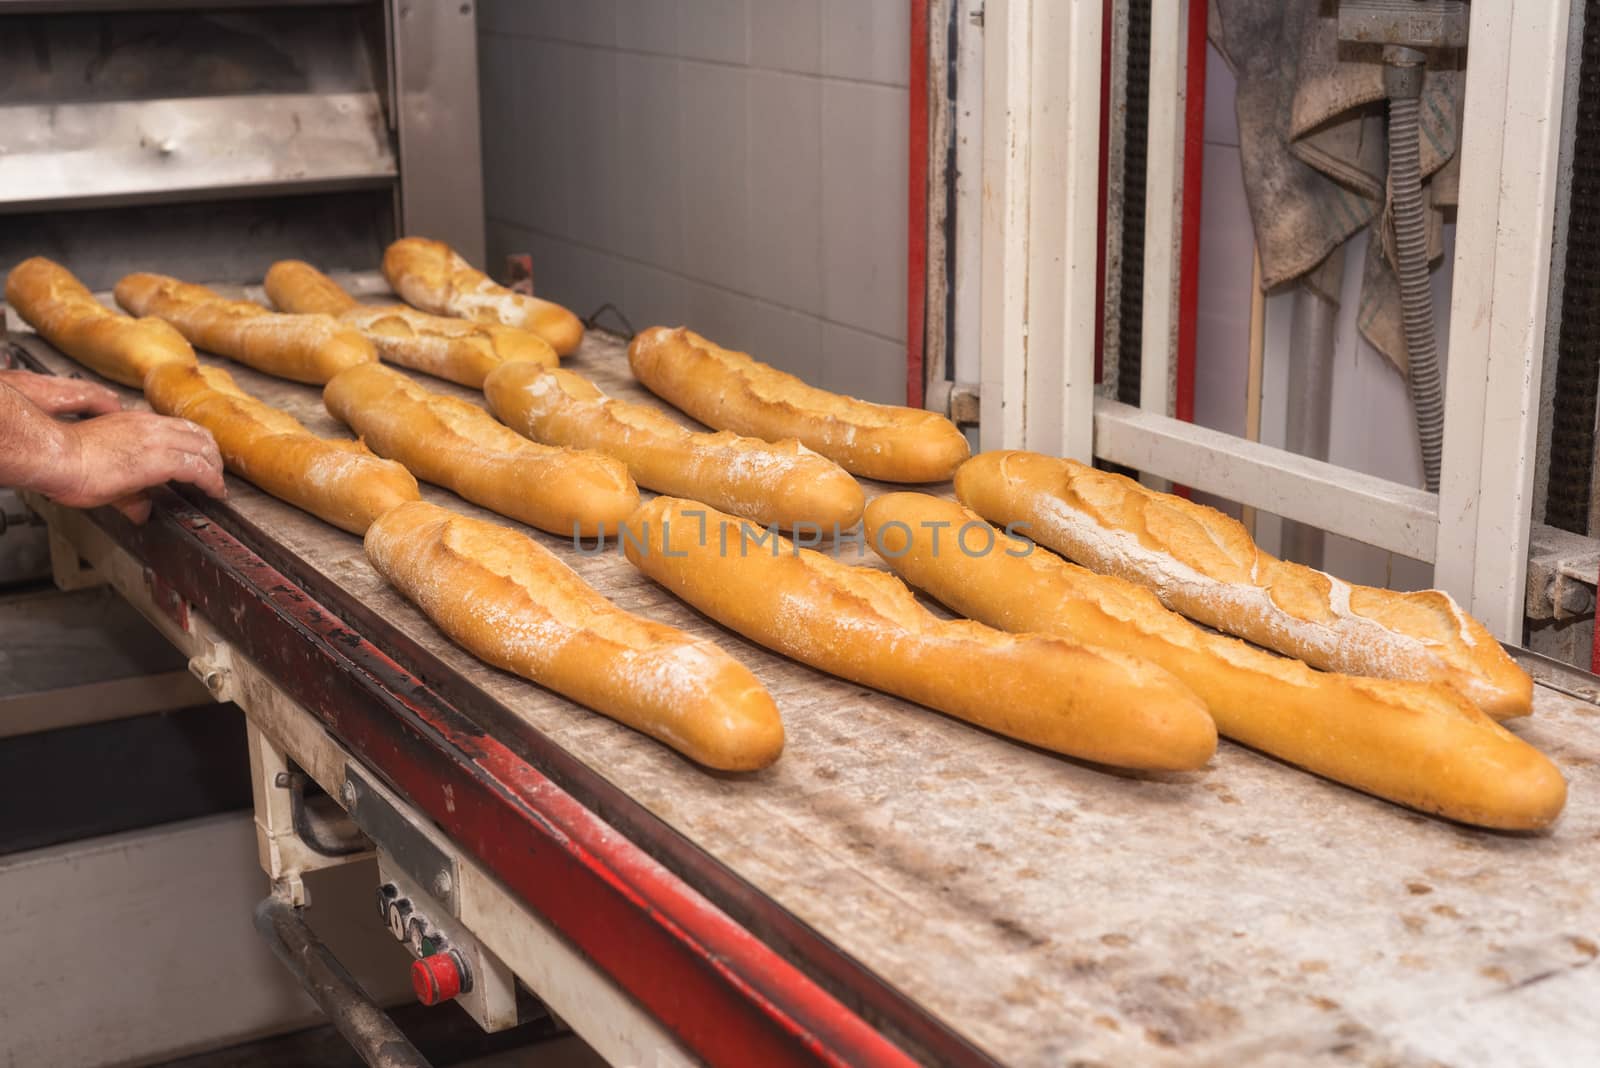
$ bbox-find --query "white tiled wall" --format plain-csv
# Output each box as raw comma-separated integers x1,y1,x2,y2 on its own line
476,0,911,404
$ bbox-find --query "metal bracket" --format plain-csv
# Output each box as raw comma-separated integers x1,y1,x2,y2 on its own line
343,766,459,916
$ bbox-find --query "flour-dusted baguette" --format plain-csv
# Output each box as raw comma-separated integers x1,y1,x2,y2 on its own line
115,273,376,385
955,451,1534,720
382,237,583,356
145,363,418,534
265,260,556,386
484,362,865,531
865,493,1565,829
4,257,197,388
367,500,784,770
628,327,970,482
323,363,638,537
623,496,1216,770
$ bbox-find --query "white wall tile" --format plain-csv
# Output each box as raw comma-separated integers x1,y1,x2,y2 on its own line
566,48,623,254
1192,143,1253,438
562,0,618,46
478,34,527,223
524,41,576,238
478,0,546,37
680,62,750,292
820,0,908,86
1203,43,1240,148
679,0,749,65
821,321,905,404
750,0,820,74
747,71,822,313
617,0,679,54
820,80,907,341
617,53,686,273
623,260,692,328
488,222,626,321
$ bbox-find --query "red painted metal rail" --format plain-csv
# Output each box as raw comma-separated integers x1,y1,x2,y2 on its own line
87,492,990,1067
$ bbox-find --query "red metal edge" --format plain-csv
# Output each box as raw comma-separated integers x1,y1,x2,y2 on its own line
907,0,931,408
99,498,927,1068
1591,580,1600,674
1094,0,1114,384
1172,0,1209,498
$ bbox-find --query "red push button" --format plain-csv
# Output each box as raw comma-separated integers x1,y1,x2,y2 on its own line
411,951,464,1005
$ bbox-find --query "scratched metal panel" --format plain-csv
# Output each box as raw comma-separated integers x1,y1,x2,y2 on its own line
12,288,1600,1066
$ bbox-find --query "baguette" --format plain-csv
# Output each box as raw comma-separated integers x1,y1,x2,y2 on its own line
265,260,557,386
955,451,1534,720
864,493,1566,829
324,363,638,537
4,257,196,388
144,362,418,534
623,496,1217,771
628,326,970,482
484,362,865,531
367,500,784,771
115,273,375,385
382,237,583,356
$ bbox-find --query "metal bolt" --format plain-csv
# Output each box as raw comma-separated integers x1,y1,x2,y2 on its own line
342,781,357,806
433,870,453,898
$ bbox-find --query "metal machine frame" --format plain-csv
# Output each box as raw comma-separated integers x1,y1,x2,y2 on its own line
960,0,1572,641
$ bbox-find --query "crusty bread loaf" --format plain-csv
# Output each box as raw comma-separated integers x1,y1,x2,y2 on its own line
484,362,865,531
4,257,196,388
628,327,970,482
144,363,418,534
115,273,375,385
367,500,784,770
955,451,1534,720
324,363,638,537
382,237,583,356
865,493,1565,829
623,496,1216,771
265,260,557,386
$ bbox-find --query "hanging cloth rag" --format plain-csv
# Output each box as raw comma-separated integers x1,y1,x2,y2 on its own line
1210,0,1464,372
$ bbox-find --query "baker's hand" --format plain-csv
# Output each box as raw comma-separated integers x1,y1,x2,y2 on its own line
40,411,226,520
0,370,121,417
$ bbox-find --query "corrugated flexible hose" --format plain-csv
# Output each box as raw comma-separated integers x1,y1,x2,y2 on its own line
1388,94,1446,492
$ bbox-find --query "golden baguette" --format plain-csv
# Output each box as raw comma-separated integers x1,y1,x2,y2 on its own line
4,257,196,388
628,326,970,482
484,362,865,532
367,501,784,771
623,496,1217,771
864,493,1566,830
323,363,638,538
265,260,556,386
955,451,1534,720
145,363,418,534
115,273,375,385
382,237,583,356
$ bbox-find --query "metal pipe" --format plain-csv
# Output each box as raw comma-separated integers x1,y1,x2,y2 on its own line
1282,285,1339,568
253,896,434,1068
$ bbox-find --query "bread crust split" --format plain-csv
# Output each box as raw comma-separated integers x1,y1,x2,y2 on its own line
955,450,1535,720
324,363,639,537
366,500,784,771
115,272,376,385
144,363,418,534
623,496,1217,771
382,237,584,356
865,493,1566,830
4,257,197,388
266,260,557,387
484,362,865,532
628,326,971,483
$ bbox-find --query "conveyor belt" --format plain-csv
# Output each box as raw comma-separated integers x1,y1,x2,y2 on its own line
9,292,1600,1066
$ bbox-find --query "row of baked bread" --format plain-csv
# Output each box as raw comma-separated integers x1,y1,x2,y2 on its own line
2,247,1565,831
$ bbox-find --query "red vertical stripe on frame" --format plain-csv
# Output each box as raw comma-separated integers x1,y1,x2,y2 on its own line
1094,0,1114,383
1176,0,1208,426
907,0,930,408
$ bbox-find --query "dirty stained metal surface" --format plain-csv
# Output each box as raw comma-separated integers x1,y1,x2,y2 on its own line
15,305,1600,1067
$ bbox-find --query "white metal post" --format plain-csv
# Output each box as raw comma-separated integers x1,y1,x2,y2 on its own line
1138,0,1188,421
1435,0,1571,638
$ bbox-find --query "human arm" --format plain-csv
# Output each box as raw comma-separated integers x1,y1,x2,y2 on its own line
0,369,121,417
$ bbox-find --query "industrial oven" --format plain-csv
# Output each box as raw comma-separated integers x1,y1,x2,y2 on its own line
4,2,1600,1067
